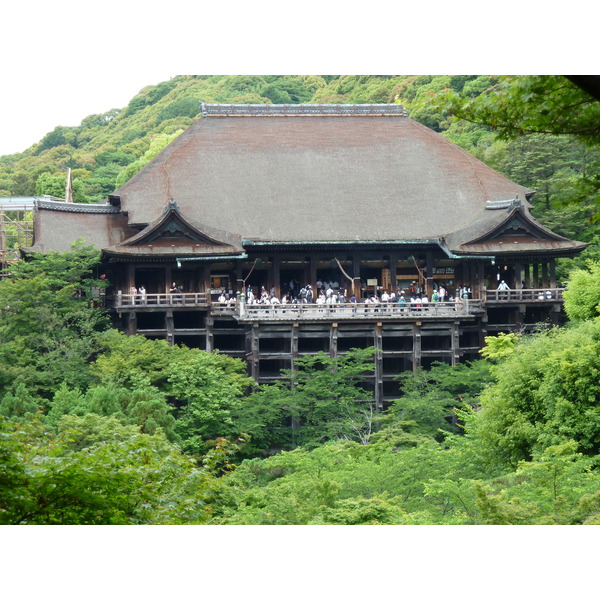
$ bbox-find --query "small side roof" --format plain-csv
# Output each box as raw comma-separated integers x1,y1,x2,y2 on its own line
443,198,588,257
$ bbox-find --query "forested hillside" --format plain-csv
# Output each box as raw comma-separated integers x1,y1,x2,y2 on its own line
2,75,600,525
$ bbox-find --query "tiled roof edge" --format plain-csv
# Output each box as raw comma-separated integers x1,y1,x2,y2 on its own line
36,198,121,214
200,103,408,117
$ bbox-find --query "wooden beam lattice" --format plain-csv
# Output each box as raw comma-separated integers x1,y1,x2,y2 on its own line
0,206,34,274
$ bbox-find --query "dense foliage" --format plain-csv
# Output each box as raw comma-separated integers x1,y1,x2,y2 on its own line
1,235,600,525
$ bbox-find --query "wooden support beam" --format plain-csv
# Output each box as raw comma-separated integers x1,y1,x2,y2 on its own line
451,321,460,366
426,251,433,297
290,323,299,377
166,309,174,346
352,253,361,299
249,324,259,381
329,323,338,359
374,323,383,410
309,255,317,292
205,315,214,352
514,263,522,289
412,322,421,373
542,262,549,288
127,311,137,335
389,252,398,294
476,261,485,299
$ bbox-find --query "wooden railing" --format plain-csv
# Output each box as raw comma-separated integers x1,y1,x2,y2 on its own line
115,292,209,307
235,300,483,321
485,288,564,303
113,295,486,320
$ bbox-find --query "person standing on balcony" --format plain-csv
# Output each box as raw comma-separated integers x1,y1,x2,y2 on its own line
130,285,137,305
139,285,146,304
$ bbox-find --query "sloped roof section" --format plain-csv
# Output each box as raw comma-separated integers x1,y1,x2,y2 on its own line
103,199,243,258
113,104,536,243
444,198,588,257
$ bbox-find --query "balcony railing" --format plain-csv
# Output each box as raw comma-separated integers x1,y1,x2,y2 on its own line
485,288,564,303
235,300,483,321
115,292,209,307
113,295,486,320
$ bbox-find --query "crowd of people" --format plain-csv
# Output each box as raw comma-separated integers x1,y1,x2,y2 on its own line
214,280,472,308
124,279,478,308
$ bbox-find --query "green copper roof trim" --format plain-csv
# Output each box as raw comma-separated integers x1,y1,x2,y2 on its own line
176,253,248,263
242,239,441,246
243,239,495,260
438,240,495,261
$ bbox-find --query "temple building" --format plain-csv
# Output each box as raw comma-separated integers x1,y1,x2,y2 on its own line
26,103,587,404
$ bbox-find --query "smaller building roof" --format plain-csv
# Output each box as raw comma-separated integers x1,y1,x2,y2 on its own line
443,197,588,258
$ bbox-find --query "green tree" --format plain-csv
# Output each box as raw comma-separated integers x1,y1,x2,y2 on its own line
233,348,377,453
0,383,42,421
562,261,600,322
431,75,600,144
389,360,492,438
35,171,86,202
0,242,109,398
0,415,236,525
465,320,600,470
168,350,252,454
114,131,184,187
155,97,201,124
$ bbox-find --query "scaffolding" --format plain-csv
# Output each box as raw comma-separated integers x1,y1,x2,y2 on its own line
0,200,34,274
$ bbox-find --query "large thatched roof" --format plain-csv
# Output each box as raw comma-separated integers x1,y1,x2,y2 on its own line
114,104,534,243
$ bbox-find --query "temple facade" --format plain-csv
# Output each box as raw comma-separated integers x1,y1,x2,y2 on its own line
27,103,587,405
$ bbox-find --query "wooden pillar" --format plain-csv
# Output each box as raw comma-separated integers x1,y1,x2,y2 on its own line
426,251,434,298
329,323,338,359
524,264,531,289
166,309,174,347
127,311,137,335
235,266,245,296
352,253,361,299
374,323,383,410
412,322,421,373
201,265,211,295
515,305,525,332
290,323,299,377
165,266,173,293
541,262,549,288
533,263,539,289
127,263,135,292
267,257,276,295
549,259,557,288
514,263,522,289
273,256,281,298
451,321,460,366
205,315,214,352
389,253,398,294
309,255,317,290
247,324,259,382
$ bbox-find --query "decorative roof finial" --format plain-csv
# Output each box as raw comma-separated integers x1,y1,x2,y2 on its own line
163,198,180,214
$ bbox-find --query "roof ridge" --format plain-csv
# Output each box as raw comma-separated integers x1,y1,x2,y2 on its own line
200,103,408,117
